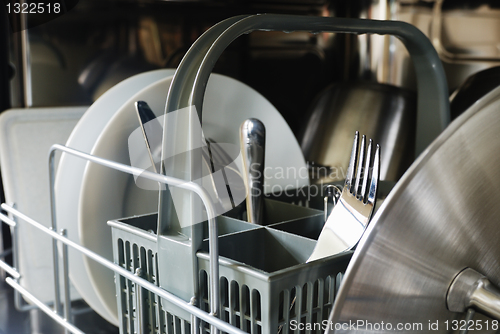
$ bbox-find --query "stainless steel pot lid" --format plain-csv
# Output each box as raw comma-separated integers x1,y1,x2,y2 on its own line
327,85,500,334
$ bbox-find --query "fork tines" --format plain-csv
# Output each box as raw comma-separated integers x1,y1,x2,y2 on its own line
345,131,380,204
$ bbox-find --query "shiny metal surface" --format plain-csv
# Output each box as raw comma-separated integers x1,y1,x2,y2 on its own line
447,268,484,314
308,132,379,262
240,118,266,225
398,1,500,92
300,81,415,182
334,0,402,86
430,0,500,63
20,10,32,107
450,66,500,121
135,100,238,211
163,14,450,199
324,184,341,223
448,268,500,321
135,100,162,173
329,86,500,333
468,280,500,321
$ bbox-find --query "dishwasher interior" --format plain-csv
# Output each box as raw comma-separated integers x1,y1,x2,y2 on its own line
1,1,500,334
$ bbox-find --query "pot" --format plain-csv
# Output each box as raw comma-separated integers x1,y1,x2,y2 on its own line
300,81,416,183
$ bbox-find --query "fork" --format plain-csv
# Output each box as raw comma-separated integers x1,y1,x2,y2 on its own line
307,131,380,262
277,132,380,334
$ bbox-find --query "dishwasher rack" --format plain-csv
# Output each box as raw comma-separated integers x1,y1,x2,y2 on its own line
0,143,246,334
0,143,349,334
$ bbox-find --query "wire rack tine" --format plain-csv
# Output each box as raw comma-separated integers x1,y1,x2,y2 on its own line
0,144,246,334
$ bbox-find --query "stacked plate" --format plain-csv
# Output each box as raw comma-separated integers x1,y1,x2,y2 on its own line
55,69,309,324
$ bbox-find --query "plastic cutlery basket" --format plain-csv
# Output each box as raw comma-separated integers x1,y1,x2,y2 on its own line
109,199,352,334
109,12,448,334
196,228,351,334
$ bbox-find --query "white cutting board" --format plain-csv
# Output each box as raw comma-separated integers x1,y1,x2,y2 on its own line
0,107,87,303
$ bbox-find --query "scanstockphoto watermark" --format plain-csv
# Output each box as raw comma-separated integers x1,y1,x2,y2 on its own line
252,162,350,184
290,320,424,332
291,319,500,332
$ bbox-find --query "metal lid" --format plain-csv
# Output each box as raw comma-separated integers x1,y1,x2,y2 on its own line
328,85,500,333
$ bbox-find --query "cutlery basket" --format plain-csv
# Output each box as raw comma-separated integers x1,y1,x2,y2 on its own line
110,11,448,334
197,228,351,334
109,199,352,334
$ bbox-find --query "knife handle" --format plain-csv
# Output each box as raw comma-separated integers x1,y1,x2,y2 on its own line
240,118,266,224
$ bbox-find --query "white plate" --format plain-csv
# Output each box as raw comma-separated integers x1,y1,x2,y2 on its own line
79,73,309,321
55,69,176,325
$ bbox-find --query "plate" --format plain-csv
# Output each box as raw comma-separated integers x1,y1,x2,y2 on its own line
55,69,176,325
79,73,309,321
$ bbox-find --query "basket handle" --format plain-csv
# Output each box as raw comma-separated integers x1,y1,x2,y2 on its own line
155,15,251,322
164,14,450,157
157,15,450,321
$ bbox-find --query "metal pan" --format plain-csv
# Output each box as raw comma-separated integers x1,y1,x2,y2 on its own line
328,85,500,334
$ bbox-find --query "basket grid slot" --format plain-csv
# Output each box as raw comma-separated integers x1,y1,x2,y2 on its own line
114,227,348,334
117,238,190,334
276,274,343,334
199,270,263,334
